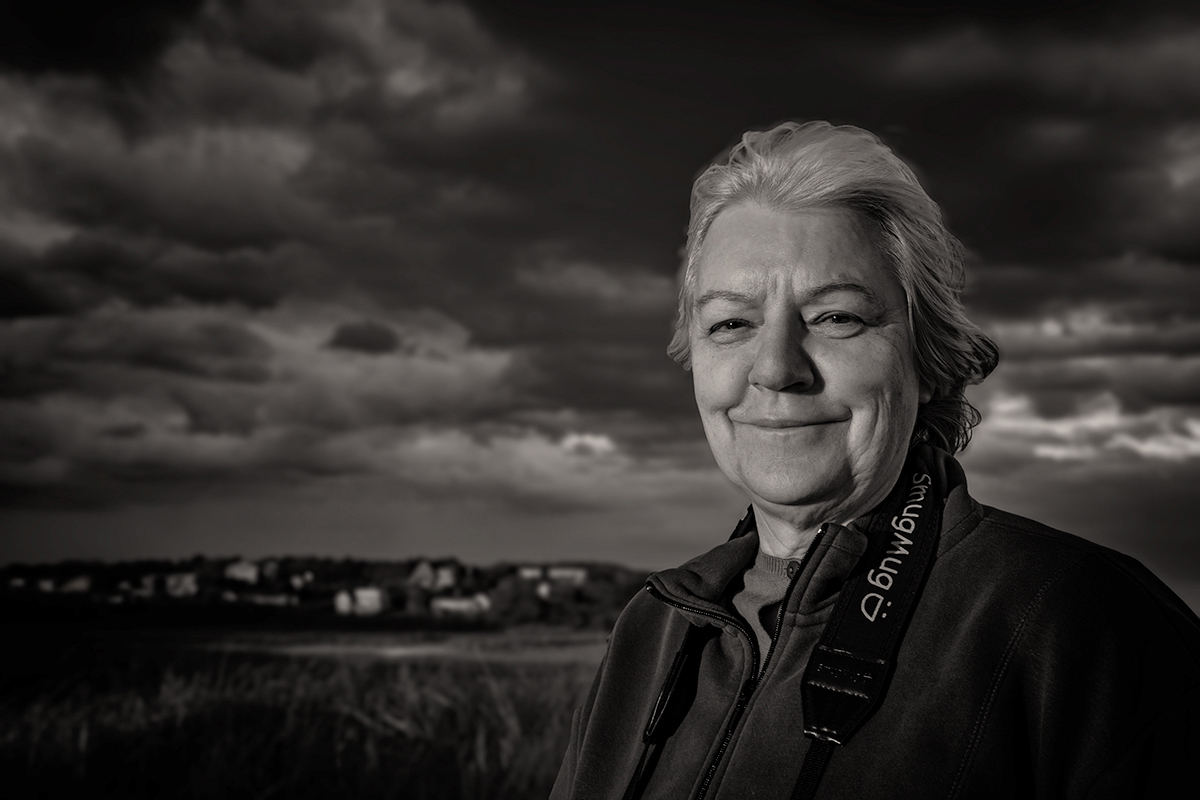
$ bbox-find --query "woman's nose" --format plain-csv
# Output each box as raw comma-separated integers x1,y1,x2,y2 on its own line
747,317,816,392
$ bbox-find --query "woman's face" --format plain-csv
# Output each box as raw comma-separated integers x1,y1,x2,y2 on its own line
689,203,928,527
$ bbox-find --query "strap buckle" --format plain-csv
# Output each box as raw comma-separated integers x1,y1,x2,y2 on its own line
801,645,889,745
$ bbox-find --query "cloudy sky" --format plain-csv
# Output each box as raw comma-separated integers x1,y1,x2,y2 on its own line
2,0,1199,606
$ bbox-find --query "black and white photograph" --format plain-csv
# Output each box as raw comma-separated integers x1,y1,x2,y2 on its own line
2,2,1199,798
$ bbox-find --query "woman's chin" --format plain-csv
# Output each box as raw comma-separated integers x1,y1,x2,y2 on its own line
740,474,849,513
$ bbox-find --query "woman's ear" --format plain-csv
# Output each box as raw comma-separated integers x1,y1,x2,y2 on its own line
918,383,934,404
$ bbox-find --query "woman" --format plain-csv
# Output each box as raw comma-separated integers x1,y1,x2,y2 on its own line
551,122,1200,800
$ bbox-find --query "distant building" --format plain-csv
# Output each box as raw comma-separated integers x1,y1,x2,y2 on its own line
289,571,314,590
431,593,491,618
406,560,435,590
8,577,25,590
166,573,199,598
36,578,55,593
353,586,389,615
433,563,458,592
518,566,543,581
60,575,92,593
261,560,279,581
334,586,390,616
548,566,588,586
225,560,259,585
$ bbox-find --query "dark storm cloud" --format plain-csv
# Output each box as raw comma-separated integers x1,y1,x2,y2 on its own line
204,0,354,72
0,234,298,319
0,0,205,79
327,320,400,354
46,235,293,310
54,315,270,380
6,133,326,250
966,254,1200,329
0,247,100,319
0,300,530,508
994,356,1200,414
524,341,694,419
459,3,1200,293
3,0,1200,528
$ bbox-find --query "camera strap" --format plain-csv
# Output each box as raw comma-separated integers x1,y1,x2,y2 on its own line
791,444,944,800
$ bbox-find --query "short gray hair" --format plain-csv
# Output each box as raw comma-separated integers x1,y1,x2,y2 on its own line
668,121,998,453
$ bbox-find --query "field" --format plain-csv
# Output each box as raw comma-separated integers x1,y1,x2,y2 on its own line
0,623,603,800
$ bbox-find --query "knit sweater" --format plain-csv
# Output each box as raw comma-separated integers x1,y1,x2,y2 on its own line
730,549,798,672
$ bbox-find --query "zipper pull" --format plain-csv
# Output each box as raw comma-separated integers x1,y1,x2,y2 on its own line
644,624,701,742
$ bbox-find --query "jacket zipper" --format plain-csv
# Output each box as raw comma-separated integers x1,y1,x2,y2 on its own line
760,524,827,678
645,524,829,800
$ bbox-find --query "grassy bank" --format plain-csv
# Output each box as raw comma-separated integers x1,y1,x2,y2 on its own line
0,628,596,799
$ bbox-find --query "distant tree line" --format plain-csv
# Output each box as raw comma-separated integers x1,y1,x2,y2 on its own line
0,555,650,630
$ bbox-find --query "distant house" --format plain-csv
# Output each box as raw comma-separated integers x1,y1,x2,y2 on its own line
406,560,435,591
518,566,543,581
535,567,588,604
547,566,588,586
36,578,55,593
225,560,259,585
261,560,279,581
8,577,25,590
353,586,389,615
334,586,390,616
166,573,199,598
433,563,458,592
430,593,491,618
289,571,314,590
60,575,92,593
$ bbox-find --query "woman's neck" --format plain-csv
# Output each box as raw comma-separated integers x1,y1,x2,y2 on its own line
752,506,823,559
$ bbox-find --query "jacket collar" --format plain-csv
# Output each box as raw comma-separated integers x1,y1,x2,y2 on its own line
647,446,979,617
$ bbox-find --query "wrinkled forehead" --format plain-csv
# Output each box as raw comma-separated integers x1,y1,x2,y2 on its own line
687,201,900,296
687,203,904,308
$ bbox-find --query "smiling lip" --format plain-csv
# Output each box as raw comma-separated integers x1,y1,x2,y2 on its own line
734,417,847,429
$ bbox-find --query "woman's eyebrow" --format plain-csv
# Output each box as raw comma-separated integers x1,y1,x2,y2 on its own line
800,281,882,307
693,288,758,309
693,282,882,310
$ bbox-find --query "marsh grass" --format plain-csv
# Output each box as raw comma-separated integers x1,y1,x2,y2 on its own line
0,631,595,799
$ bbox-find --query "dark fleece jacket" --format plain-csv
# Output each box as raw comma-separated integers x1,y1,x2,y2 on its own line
550,449,1200,800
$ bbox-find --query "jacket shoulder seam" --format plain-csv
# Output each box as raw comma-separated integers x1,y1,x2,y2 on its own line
934,501,986,560
966,510,1200,654
947,553,1086,800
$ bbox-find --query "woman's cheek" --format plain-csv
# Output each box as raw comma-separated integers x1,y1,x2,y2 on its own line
697,359,745,412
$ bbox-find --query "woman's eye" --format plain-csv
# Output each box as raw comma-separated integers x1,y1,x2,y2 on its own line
708,319,749,334
811,313,866,336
